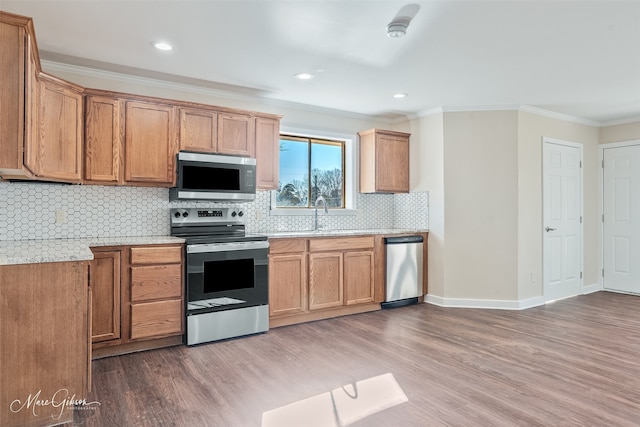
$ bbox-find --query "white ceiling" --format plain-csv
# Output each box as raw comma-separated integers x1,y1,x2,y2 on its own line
3,0,640,124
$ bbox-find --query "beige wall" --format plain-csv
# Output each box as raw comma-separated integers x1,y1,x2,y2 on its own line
408,113,444,296
599,121,640,144
410,109,600,303
442,111,519,300
516,112,600,300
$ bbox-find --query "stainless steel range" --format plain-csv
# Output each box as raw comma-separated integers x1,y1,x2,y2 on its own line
170,207,269,346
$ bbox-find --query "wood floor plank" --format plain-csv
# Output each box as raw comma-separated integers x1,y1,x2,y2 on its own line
74,292,640,426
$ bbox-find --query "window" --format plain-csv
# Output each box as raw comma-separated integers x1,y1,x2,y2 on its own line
276,135,345,208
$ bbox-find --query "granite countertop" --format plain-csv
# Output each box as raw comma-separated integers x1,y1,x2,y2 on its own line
263,228,428,239
0,236,185,266
0,229,428,265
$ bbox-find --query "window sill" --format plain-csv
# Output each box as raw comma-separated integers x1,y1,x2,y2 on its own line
269,208,358,217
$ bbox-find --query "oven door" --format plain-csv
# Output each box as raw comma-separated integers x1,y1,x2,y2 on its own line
186,241,269,313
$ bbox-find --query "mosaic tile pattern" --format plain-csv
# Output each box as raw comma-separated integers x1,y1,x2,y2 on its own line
393,192,429,230
0,182,428,241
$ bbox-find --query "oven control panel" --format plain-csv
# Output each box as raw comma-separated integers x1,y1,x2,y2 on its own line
170,208,245,225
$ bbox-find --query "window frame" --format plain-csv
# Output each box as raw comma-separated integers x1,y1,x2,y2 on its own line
276,134,346,209
270,127,357,216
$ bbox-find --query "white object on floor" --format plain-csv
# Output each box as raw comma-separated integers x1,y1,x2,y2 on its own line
261,373,408,427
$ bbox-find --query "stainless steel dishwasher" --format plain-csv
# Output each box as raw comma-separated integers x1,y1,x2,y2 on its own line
382,235,424,308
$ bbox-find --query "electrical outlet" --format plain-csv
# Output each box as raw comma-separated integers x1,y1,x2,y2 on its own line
55,209,67,224
256,210,263,220
530,272,536,283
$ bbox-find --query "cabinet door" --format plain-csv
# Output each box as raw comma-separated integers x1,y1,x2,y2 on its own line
124,100,176,185
309,252,343,310
90,250,121,343
85,96,123,183
26,77,83,181
179,107,217,152
217,112,254,156
255,116,280,190
269,253,307,316
375,132,409,192
344,250,375,305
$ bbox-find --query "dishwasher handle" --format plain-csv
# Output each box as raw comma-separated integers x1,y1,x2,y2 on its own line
384,235,424,245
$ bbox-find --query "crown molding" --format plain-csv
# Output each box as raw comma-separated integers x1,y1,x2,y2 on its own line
599,115,640,127
40,60,640,129
518,105,601,127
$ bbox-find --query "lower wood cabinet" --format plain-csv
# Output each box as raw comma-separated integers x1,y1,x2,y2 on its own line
90,248,122,343
90,243,184,358
269,235,381,327
268,239,307,317
0,261,89,427
344,251,376,305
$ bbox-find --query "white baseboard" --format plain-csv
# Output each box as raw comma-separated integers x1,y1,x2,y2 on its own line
582,283,602,294
426,286,604,310
424,294,545,310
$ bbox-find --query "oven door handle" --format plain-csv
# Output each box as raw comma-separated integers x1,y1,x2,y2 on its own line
187,241,270,253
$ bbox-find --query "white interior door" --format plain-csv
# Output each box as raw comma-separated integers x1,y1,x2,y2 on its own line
543,139,583,301
603,144,640,293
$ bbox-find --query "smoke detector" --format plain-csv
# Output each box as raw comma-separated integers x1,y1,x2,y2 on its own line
386,17,411,38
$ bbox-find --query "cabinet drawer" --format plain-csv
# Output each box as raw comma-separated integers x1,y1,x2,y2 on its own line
130,245,182,265
309,236,375,252
131,264,182,302
269,238,306,254
130,299,182,340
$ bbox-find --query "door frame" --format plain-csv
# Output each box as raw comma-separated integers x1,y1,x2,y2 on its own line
542,137,584,302
599,139,640,293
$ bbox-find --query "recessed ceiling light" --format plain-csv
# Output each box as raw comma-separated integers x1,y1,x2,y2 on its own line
151,41,173,51
294,72,314,80
393,93,408,99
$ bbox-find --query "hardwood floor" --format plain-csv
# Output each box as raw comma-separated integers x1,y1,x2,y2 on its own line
74,292,640,426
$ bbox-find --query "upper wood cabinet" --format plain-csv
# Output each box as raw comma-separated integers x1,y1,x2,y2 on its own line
255,116,280,190
359,128,410,193
218,112,254,156
85,95,124,183
0,16,28,179
25,74,84,182
1,12,284,186
179,107,218,152
1,13,84,183
124,100,177,186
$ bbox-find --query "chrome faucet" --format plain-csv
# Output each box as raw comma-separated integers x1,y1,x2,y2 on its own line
314,196,328,230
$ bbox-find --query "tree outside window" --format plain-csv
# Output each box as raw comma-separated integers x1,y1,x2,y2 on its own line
276,135,345,208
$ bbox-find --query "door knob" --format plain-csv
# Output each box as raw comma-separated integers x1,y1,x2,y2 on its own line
545,226,557,232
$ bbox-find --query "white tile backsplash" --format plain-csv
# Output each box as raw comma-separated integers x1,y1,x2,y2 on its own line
0,182,428,241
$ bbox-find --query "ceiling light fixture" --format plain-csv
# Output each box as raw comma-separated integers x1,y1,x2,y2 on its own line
152,41,173,51
294,72,314,80
393,93,408,99
386,17,410,38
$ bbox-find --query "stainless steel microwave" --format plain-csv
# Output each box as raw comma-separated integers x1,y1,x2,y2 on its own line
169,151,256,202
